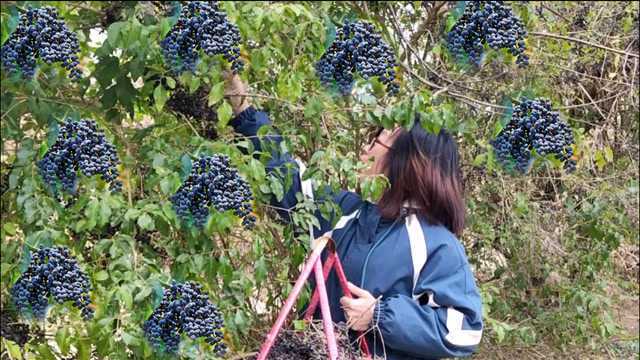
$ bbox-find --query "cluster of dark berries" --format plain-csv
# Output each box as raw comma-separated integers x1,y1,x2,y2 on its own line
315,21,399,95
170,154,255,228
38,119,121,195
161,1,243,74
492,98,576,173
167,85,218,139
11,246,93,320
143,281,226,355
1,6,81,80
447,1,528,66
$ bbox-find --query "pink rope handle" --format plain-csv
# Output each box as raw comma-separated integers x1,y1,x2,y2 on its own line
304,251,337,321
304,241,372,357
313,254,339,359
333,249,372,358
256,237,329,360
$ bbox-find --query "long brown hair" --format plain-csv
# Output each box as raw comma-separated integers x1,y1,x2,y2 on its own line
377,122,465,236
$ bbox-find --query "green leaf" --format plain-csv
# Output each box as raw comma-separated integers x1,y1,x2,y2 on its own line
116,75,137,116
496,324,506,343
77,338,91,360
137,214,155,231
95,56,119,87
154,85,168,112
55,327,70,355
259,183,271,194
293,319,306,331
36,343,56,360
255,257,267,283
134,286,152,302
160,178,173,195
270,178,284,202
99,201,112,227
189,76,201,93
107,22,125,46
208,81,225,106
205,211,235,236
181,154,192,179
248,159,266,181
3,223,16,235
166,76,176,89
217,100,233,127
234,310,247,328
94,270,109,282
121,332,140,346
118,286,133,308
124,208,141,221
3,339,22,360
604,146,613,162
304,97,324,119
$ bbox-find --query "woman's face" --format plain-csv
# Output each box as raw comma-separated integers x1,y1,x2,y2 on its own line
359,127,400,176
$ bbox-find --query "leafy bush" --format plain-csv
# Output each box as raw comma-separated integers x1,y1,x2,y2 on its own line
1,1,638,359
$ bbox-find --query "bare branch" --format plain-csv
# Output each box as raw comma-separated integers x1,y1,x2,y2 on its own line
409,1,448,46
530,31,640,58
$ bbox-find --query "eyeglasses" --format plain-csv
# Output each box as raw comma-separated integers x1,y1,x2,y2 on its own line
365,127,394,151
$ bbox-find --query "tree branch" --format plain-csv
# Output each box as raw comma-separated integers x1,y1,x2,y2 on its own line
400,62,508,113
530,31,640,58
409,1,448,46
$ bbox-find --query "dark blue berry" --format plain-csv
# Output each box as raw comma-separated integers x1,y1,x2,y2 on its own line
11,246,93,320
315,21,399,95
447,1,528,67
170,154,255,229
1,6,81,80
143,281,226,355
161,1,243,74
491,98,575,173
38,118,121,196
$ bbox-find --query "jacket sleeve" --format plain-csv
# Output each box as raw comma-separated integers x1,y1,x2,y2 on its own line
373,240,483,359
230,107,356,237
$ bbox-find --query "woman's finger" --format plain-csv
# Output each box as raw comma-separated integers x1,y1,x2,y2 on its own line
347,282,370,298
221,70,234,81
340,296,354,308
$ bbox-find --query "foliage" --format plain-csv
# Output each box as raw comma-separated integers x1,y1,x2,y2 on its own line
1,1,638,359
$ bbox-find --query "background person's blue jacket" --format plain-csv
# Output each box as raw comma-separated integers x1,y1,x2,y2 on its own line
231,107,483,359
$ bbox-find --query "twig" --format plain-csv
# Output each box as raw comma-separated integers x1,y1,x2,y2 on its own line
1,98,27,120
181,117,201,138
228,353,258,360
388,7,506,110
530,31,640,58
577,83,608,121
540,3,572,24
539,63,635,87
69,2,101,14
409,1,448,46
557,89,631,110
235,93,304,111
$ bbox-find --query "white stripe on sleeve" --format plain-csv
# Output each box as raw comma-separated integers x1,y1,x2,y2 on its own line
444,307,483,347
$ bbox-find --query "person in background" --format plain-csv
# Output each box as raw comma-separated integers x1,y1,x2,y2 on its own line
224,72,483,359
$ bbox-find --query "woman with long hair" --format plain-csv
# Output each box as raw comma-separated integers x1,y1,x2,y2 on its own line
225,73,482,359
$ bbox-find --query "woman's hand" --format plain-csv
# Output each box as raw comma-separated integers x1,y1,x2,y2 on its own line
340,282,377,331
222,70,250,115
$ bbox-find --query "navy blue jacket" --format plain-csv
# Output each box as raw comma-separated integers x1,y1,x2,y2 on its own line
231,107,483,359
